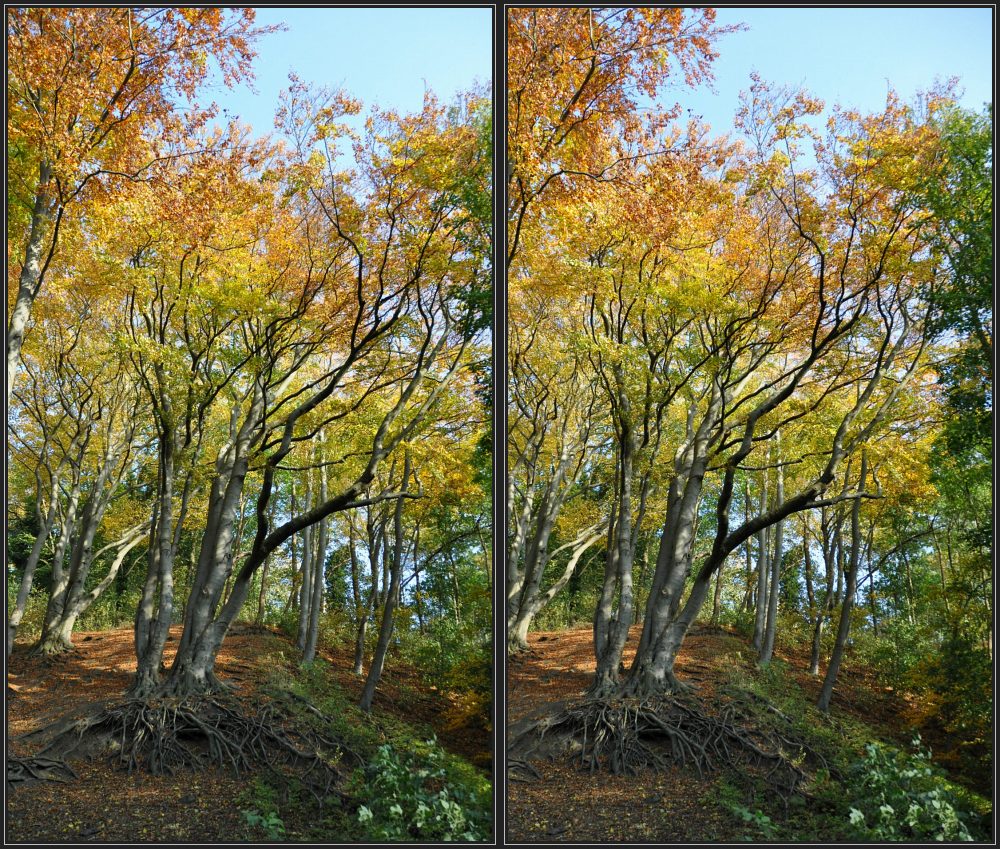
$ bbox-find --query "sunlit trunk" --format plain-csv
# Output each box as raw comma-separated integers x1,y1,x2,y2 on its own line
7,163,54,403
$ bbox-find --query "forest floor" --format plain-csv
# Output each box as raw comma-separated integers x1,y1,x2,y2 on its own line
6,624,490,843
506,623,977,844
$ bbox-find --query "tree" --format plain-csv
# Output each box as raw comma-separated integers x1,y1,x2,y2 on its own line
506,6,730,267
115,87,489,697
615,84,940,699
6,7,267,402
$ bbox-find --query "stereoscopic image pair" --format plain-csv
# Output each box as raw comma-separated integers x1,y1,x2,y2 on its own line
5,6,992,845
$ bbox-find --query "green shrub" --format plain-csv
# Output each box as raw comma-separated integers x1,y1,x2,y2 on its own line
846,737,977,842
354,739,490,842
238,775,288,840
242,809,285,841
6,588,47,645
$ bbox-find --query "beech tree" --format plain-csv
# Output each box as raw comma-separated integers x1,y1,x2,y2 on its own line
6,7,266,401
608,85,939,699
509,73,950,783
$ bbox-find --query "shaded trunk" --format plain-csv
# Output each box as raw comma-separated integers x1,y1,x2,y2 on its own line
817,453,868,712
740,479,754,612
354,507,384,676
710,559,725,626
809,505,838,675
760,449,784,665
359,454,410,712
256,556,270,626
282,484,299,616
296,478,315,652
751,468,770,652
303,449,329,664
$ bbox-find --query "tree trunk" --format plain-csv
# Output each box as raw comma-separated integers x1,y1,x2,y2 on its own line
760,448,784,665
817,452,868,712
751,492,769,652
742,480,754,611
38,441,124,654
710,558,725,626
282,484,299,616
8,474,60,657
354,507,383,676
7,162,54,404
132,432,180,696
303,448,329,664
359,453,411,711
296,477,315,652
256,556,270,626
509,525,603,650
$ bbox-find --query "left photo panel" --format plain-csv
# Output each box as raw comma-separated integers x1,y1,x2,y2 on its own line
6,6,494,844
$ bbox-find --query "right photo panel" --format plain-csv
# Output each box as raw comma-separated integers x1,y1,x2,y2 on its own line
505,7,993,844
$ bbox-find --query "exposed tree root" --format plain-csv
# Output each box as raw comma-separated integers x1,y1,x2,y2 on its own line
509,690,817,797
507,641,537,658
18,693,356,805
28,641,79,661
7,754,78,789
507,757,542,783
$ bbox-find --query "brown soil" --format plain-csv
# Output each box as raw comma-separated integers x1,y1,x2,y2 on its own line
506,623,919,843
6,624,490,843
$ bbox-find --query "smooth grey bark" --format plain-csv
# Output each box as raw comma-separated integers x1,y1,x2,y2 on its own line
509,523,604,649
38,422,132,655
710,557,726,626
157,379,265,697
507,386,594,651
347,520,364,639
751,471,770,652
809,504,839,675
256,495,277,625
303,440,330,664
354,505,384,675
759,446,784,665
283,483,299,616
42,526,147,650
818,452,868,712
741,480,755,612
7,162,56,404
590,328,669,696
507,360,595,652
296,476,315,653
359,452,411,711
133,422,179,695
8,472,61,657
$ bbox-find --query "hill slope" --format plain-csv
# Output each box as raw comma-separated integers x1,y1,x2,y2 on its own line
7,624,491,843
507,624,989,843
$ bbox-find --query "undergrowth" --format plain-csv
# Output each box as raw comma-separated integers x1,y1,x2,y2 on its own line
710,655,991,842
247,652,491,842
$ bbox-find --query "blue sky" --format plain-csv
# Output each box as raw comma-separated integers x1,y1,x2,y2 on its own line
676,8,993,134
206,7,492,136
206,7,991,141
